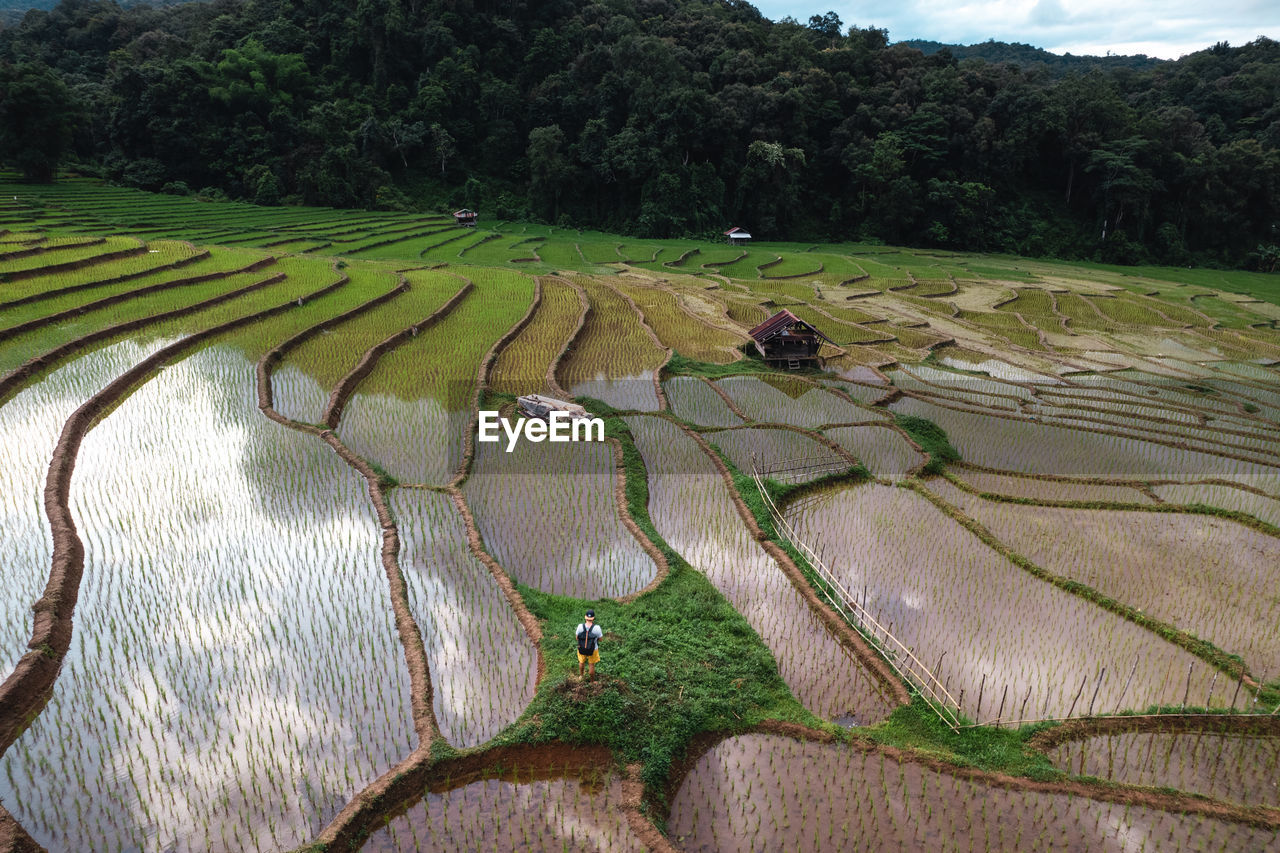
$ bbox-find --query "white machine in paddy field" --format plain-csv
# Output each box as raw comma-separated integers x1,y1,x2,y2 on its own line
516,394,590,421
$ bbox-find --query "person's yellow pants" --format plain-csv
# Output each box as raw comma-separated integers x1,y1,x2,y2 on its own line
577,649,600,664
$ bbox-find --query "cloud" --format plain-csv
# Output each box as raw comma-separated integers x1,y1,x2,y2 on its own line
749,0,1279,59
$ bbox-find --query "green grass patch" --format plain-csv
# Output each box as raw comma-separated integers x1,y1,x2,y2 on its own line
858,699,1063,781
893,413,959,474
491,411,822,805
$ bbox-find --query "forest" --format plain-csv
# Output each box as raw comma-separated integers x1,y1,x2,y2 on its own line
0,0,1278,268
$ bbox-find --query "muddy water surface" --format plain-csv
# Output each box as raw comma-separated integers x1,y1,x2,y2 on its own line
464,439,657,599
669,734,1280,852
363,768,644,852
783,482,1240,722
1050,731,1280,808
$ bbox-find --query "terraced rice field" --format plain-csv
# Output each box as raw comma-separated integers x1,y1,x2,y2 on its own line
2,181,1279,851
463,440,658,599
1049,731,1280,807
670,734,1280,852
926,478,1280,676
784,482,1236,721
626,416,896,725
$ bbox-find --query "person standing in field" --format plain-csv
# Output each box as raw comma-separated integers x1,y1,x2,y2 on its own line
576,609,602,680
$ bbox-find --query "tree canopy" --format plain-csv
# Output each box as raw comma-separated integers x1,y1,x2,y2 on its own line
1,0,1278,268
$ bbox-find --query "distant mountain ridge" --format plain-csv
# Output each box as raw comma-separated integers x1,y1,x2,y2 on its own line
897,38,1169,73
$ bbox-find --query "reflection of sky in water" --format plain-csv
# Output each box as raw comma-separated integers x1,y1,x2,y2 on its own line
0,339,172,676
464,440,657,598
391,490,536,748
784,483,1236,722
269,363,330,425
569,373,660,412
0,346,413,852
670,734,1279,853
363,774,644,853
338,391,469,484
625,416,893,725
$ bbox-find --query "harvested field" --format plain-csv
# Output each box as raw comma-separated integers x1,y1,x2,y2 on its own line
391,489,537,747
927,477,1280,676
669,734,1280,852
824,425,926,480
0,347,413,852
364,767,644,852
662,375,742,427
626,416,895,725
1049,731,1280,807
463,439,658,599
783,482,1236,721
706,426,849,482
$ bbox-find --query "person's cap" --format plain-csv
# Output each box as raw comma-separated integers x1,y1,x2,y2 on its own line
585,610,595,618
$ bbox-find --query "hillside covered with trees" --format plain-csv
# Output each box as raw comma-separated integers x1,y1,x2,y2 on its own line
1,0,1277,268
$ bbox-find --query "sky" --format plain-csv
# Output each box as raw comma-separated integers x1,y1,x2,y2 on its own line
749,0,1279,59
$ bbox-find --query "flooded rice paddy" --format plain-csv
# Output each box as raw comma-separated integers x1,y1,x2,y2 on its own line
1049,731,1280,808
928,478,1280,675
364,766,644,852
669,734,1280,852
464,439,657,599
0,339,172,676
0,346,414,852
391,489,537,747
626,415,895,725
783,482,1239,722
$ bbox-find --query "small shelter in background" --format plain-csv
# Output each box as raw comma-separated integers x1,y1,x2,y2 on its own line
748,309,833,369
453,208,478,227
724,226,752,245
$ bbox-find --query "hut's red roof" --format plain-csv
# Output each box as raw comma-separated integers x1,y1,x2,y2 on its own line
748,309,834,345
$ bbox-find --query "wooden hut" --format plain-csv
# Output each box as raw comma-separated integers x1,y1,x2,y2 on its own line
748,309,833,369
724,226,752,245
453,208,478,227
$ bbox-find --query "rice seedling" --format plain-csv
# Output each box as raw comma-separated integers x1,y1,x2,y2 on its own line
0,346,415,852
951,469,1154,504
609,279,744,363
463,439,658,599
555,277,667,411
783,482,1238,721
824,425,926,480
270,266,458,423
0,339,175,675
489,277,583,396
889,396,1280,495
928,477,1280,676
707,427,848,484
714,375,860,427
362,769,645,852
1050,731,1280,807
337,269,535,484
662,376,743,427
669,734,1280,852
625,415,895,724
390,490,537,747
